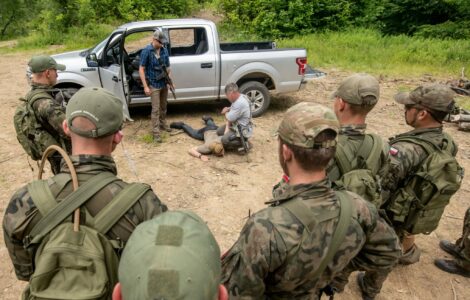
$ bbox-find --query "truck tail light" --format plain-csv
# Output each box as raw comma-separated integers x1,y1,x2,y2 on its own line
296,57,307,75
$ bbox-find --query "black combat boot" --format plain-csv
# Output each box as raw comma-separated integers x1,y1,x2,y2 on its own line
439,240,463,259
434,259,470,278
202,115,214,123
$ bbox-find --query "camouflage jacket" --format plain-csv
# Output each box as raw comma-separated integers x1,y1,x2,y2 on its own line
327,124,390,182
222,179,401,299
381,127,458,204
3,155,167,281
27,83,71,152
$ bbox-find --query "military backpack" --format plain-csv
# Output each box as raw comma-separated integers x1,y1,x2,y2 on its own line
330,134,384,207
22,172,150,300
14,89,60,160
386,133,463,235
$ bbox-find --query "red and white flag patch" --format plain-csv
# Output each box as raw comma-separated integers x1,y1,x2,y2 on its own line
389,147,399,156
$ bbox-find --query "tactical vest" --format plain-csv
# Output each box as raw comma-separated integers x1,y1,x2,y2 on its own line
14,89,61,160
22,172,151,300
329,133,384,207
386,132,463,235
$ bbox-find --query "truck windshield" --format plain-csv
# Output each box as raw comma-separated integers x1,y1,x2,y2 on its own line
89,37,109,55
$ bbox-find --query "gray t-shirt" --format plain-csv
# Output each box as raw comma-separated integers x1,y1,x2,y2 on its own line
226,94,253,137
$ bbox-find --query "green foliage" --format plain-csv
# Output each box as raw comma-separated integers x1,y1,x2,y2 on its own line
277,28,470,76
217,0,364,38
216,0,470,39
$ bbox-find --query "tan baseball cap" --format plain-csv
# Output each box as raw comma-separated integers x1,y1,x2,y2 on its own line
331,73,380,105
394,84,456,112
278,102,339,149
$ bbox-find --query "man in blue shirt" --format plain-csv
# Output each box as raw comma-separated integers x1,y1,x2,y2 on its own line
139,30,173,143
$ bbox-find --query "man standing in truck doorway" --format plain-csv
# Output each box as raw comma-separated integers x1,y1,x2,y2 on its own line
139,29,173,143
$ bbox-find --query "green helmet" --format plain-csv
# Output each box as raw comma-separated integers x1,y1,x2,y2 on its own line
118,211,221,300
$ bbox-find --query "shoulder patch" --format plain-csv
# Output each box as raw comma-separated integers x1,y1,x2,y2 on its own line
389,147,399,156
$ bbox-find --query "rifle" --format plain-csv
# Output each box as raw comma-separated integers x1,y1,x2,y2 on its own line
235,122,250,156
157,55,176,100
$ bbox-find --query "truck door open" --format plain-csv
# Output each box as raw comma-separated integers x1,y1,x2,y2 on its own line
99,29,132,121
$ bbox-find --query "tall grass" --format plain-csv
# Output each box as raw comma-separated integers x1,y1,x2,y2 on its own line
277,28,470,77
0,23,114,54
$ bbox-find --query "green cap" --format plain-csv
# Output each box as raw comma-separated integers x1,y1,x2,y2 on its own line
332,73,380,105
28,55,66,73
394,84,456,112
278,102,339,149
119,211,221,300
66,87,123,138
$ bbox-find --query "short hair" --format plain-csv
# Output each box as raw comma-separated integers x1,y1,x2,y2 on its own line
280,129,337,172
225,82,238,94
348,100,375,115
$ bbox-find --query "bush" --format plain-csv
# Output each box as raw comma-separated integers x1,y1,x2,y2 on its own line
415,21,470,40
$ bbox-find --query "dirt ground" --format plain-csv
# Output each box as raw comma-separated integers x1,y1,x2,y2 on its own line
0,51,469,300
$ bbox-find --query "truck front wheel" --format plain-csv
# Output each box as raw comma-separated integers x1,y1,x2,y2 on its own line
239,81,270,118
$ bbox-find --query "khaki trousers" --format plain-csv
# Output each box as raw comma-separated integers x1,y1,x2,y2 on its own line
150,87,168,137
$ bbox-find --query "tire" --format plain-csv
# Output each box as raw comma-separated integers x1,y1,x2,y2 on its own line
239,81,271,118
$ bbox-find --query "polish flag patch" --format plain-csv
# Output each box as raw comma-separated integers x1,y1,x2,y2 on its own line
389,147,399,156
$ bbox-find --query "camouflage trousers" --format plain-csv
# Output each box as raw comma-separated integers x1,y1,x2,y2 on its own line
455,207,470,271
329,263,392,298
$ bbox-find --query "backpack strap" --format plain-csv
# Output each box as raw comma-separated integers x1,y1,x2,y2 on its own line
311,190,353,279
93,183,151,234
360,134,383,175
280,191,353,279
27,181,58,217
281,198,338,232
26,172,118,247
335,143,353,175
392,136,438,155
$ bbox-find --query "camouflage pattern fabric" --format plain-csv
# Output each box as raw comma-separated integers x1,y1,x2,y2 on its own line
222,179,401,299
381,126,458,240
327,124,390,185
28,83,71,152
455,207,470,271
3,155,167,281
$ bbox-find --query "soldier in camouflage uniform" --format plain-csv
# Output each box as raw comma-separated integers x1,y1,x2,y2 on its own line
221,102,401,300
273,74,388,207
328,73,389,206
382,84,458,265
3,87,167,281
435,207,470,277
21,55,71,173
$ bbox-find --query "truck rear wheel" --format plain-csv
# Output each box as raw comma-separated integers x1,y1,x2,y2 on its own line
239,81,270,117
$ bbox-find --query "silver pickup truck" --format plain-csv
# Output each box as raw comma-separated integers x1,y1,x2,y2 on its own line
49,19,320,119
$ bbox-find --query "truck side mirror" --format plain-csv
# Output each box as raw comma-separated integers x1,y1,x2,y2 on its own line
86,53,99,67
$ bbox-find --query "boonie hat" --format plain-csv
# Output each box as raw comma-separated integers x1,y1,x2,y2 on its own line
153,29,168,43
394,84,456,112
28,55,66,73
66,87,123,138
332,73,380,105
119,211,221,300
278,102,339,149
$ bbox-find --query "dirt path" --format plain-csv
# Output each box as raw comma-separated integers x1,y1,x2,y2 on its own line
0,52,469,300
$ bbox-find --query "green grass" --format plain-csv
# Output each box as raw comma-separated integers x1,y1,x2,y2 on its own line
456,96,470,111
277,28,470,77
0,23,114,54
